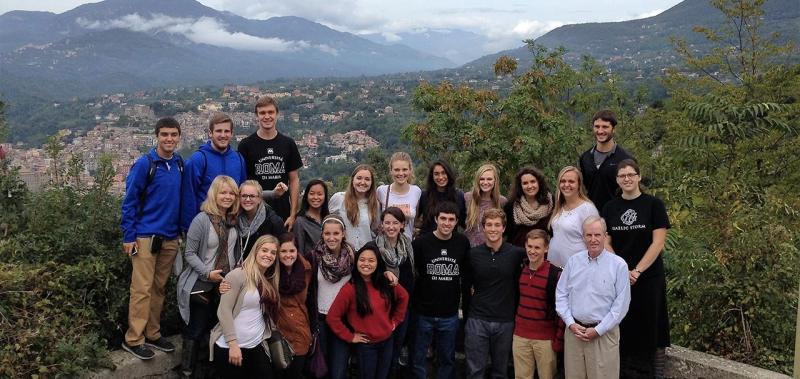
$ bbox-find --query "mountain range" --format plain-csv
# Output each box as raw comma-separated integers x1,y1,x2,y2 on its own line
0,0,798,102
0,0,455,100
467,0,799,74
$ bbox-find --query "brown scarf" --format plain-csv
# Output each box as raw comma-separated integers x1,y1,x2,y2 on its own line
512,193,553,226
210,213,237,272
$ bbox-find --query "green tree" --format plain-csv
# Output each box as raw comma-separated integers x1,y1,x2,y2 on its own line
635,0,800,373
404,43,629,187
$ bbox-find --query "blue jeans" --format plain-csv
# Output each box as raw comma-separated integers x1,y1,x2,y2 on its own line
391,309,412,367
319,313,351,379
354,337,394,379
412,314,459,379
464,318,514,379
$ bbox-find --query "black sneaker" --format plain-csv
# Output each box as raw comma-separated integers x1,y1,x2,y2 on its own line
145,337,176,352
122,342,155,360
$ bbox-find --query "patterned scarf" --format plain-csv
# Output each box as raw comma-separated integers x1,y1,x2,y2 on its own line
375,233,414,275
512,193,553,227
312,239,355,283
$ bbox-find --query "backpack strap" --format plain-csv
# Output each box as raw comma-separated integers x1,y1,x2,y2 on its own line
545,263,562,320
139,153,184,214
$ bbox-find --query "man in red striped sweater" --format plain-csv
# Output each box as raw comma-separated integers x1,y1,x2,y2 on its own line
512,229,564,379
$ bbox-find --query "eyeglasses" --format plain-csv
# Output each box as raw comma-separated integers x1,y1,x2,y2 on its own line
241,194,259,200
616,173,639,180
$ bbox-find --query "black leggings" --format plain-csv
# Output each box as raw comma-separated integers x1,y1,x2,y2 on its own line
214,343,274,379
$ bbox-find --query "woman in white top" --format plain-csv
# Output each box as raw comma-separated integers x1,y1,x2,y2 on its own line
376,152,422,240
547,166,599,268
210,234,280,378
310,214,356,379
329,164,381,250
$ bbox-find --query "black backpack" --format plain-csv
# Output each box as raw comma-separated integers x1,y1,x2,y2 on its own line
544,264,562,320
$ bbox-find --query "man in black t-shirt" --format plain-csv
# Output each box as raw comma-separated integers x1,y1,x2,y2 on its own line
578,109,635,211
238,96,303,229
411,201,471,379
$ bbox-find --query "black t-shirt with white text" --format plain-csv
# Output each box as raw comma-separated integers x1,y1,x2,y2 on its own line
238,132,302,220
602,193,670,279
411,232,471,318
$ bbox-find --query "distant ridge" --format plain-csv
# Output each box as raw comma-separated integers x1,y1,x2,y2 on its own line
0,0,454,100
464,0,799,74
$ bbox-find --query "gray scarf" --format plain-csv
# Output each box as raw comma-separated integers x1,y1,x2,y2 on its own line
375,233,414,276
237,202,266,249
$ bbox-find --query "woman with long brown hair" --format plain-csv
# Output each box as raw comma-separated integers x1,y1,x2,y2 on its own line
329,164,381,250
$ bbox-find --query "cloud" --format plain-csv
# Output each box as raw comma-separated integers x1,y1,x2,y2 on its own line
631,9,664,19
381,32,402,42
76,13,337,53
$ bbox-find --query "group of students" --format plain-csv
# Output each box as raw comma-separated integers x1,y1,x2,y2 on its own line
121,101,670,379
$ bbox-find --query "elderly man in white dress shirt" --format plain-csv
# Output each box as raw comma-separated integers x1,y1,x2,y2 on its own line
556,215,631,379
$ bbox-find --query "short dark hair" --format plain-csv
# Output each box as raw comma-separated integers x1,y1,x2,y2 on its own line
434,201,459,219
154,117,181,135
592,109,618,127
255,96,280,114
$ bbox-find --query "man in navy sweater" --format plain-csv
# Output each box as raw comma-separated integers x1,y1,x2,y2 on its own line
120,117,184,359
464,208,526,379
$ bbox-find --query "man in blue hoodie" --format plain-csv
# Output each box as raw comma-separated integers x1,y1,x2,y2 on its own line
180,112,247,231
120,117,184,360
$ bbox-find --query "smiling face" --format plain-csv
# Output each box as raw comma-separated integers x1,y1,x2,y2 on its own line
478,169,496,194
357,249,378,279
525,237,548,268
156,127,180,157
256,104,278,133
593,119,615,144
432,164,449,190
209,122,233,151
279,241,298,268
352,169,373,196
239,184,262,213
482,216,505,244
391,159,411,185
520,173,539,200
583,220,606,257
307,183,326,210
215,183,236,211
322,222,344,251
435,212,457,238
616,166,641,195
255,242,277,271
381,213,403,240
559,170,580,199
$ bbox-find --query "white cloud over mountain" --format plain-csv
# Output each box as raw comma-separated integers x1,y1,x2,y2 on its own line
77,13,337,54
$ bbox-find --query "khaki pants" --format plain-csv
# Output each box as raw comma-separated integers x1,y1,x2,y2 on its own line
513,335,556,379
124,237,178,346
564,325,620,379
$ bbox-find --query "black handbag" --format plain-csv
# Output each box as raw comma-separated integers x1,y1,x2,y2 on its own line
266,329,294,370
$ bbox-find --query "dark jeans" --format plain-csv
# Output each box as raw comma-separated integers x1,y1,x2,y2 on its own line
213,343,274,379
391,309,413,367
412,314,459,379
319,313,351,379
276,354,307,379
355,337,394,379
185,293,218,341
464,318,514,379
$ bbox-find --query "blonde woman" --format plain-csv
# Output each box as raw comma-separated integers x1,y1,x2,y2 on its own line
547,166,598,268
464,163,507,247
329,164,381,250
176,175,241,378
210,235,280,378
376,152,422,239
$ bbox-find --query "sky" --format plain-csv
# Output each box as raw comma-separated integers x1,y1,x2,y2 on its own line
0,0,683,52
